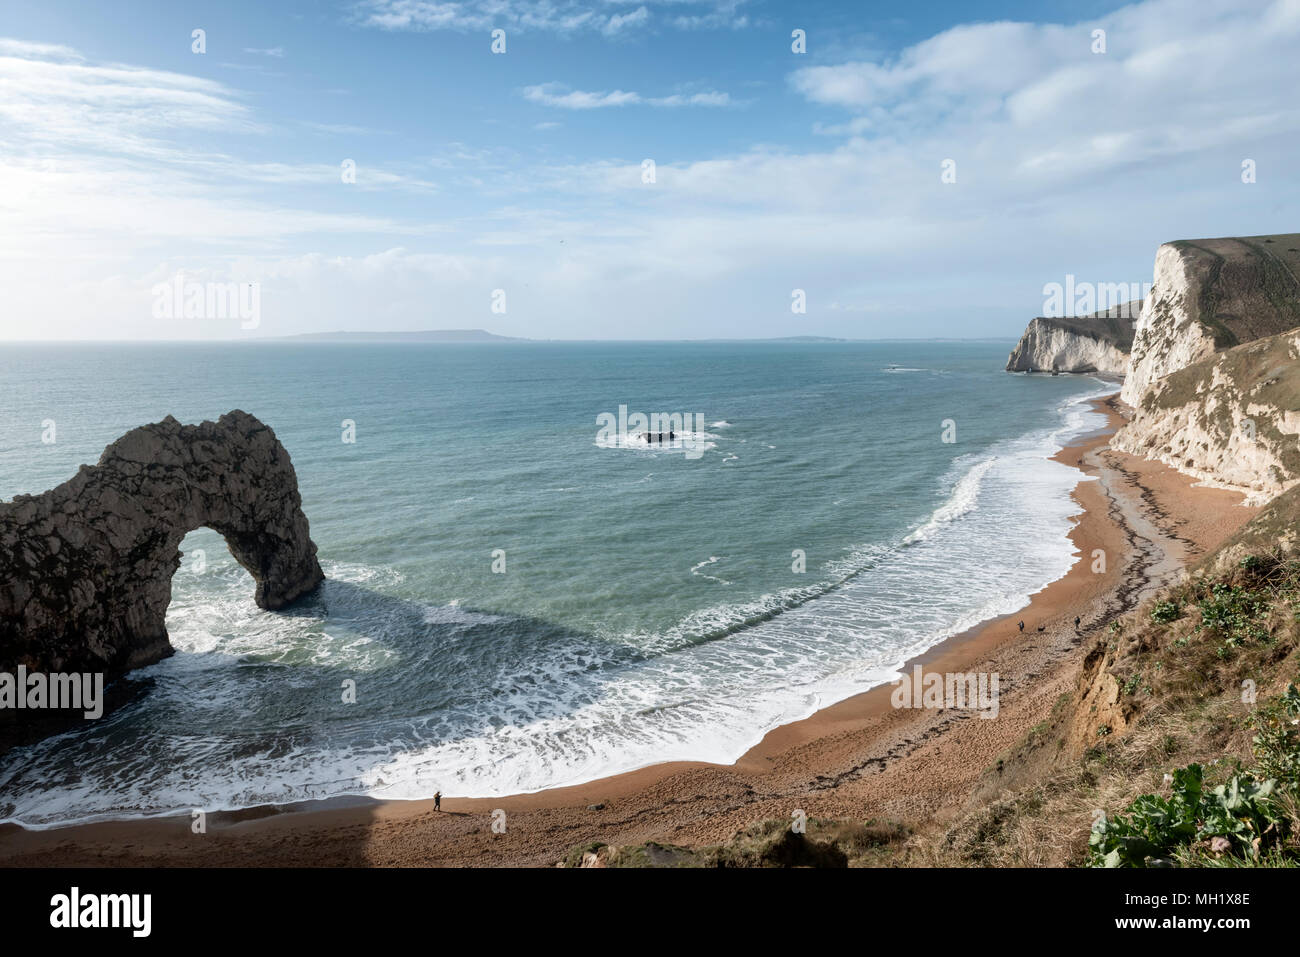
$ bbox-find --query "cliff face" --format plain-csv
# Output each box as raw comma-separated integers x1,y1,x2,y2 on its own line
1120,236,1300,405
1106,234,1300,501
1112,328,1300,503
0,411,324,686
1005,306,1137,375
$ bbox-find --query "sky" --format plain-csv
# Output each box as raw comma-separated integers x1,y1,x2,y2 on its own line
0,0,1297,340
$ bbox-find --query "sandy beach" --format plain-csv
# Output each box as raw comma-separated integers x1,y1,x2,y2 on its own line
0,393,1261,867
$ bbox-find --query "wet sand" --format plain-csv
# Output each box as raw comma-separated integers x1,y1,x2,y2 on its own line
0,395,1260,867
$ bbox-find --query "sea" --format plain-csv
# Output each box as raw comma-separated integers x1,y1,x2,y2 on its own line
0,340,1112,827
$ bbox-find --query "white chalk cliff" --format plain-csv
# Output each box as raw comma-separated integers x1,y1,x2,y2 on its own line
1111,329,1300,504
1006,308,1136,376
1112,235,1300,501
1011,234,1300,503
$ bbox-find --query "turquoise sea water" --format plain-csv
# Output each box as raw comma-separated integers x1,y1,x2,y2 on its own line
0,341,1110,826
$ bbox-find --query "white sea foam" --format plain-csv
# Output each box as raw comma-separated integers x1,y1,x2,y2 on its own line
689,556,732,585
595,429,718,455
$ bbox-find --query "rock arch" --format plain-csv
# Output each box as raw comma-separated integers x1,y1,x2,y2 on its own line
0,411,325,682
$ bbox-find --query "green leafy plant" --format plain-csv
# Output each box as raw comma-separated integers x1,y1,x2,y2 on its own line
1151,600,1182,624
1089,765,1203,867
1197,583,1270,649
1250,682,1300,788
1089,763,1288,867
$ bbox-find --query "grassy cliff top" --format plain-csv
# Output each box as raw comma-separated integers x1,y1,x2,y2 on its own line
1167,234,1300,347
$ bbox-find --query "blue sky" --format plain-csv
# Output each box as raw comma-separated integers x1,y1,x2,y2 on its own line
0,0,1296,339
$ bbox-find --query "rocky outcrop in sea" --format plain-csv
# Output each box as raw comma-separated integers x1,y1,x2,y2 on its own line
0,411,324,691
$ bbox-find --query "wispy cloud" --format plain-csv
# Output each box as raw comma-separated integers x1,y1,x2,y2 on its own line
0,48,259,159
603,6,649,35
0,35,433,271
243,46,285,57
353,0,750,35
0,39,432,190
523,82,731,109
0,37,82,59
524,85,639,109
670,0,750,31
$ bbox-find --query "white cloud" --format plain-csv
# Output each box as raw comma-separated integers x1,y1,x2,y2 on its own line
0,49,256,154
671,0,750,30
353,0,750,35
788,0,1300,184
651,91,732,107
523,84,640,109
243,46,285,57
523,82,731,108
0,39,438,192
0,38,82,59
0,36,438,340
603,6,649,36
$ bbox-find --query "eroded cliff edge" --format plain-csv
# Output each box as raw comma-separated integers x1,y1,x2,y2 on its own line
0,411,324,684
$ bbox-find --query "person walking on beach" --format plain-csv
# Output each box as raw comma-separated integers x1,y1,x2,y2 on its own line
1074,616,1081,630
1017,620,1024,632
434,791,441,811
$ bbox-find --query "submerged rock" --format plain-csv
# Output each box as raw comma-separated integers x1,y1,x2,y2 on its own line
0,410,324,687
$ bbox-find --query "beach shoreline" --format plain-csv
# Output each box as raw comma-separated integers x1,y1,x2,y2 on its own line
0,393,1261,866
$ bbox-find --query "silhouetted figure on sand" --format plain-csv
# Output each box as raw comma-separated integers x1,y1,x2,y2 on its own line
1074,616,1081,629
434,791,441,811
1017,620,1024,632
